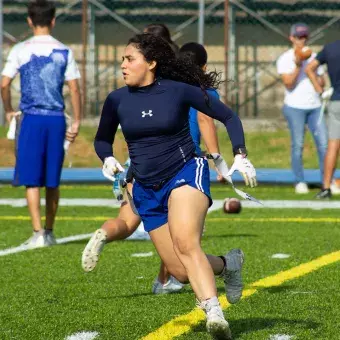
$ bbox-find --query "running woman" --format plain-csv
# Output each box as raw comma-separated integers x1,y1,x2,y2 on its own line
94,34,256,338
82,42,227,296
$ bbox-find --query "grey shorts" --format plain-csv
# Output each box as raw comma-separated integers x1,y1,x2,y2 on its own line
328,101,340,139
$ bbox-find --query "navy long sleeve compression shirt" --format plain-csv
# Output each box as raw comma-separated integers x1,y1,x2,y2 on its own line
94,79,246,185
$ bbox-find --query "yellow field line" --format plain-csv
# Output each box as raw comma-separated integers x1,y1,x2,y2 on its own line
142,250,340,340
0,216,340,223
60,185,109,190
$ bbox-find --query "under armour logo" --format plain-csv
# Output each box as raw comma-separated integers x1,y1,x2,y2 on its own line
142,110,153,117
175,179,186,185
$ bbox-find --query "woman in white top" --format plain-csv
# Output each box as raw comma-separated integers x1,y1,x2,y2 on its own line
276,23,327,194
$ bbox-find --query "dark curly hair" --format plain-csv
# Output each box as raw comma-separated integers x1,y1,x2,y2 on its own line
143,23,179,55
128,34,222,92
179,42,208,68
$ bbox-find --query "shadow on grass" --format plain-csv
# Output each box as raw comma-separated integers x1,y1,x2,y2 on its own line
112,284,298,300
188,317,319,339
109,288,193,299
260,285,296,294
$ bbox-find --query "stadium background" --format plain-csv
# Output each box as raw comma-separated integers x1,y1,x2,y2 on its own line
1,0,340,123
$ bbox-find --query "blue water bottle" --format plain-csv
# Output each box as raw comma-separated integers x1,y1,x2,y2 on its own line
112,174,124,202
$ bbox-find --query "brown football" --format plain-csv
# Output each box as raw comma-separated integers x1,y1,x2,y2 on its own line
223,198,242,214
295,46,312,61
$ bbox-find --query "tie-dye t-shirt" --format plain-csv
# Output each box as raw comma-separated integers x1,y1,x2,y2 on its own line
2,35,80,116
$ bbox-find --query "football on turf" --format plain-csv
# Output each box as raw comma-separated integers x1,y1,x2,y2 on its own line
223,198,242,214
295,46,312,60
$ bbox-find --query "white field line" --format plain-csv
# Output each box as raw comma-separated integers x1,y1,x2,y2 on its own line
131,252,153,257
0,233,93,257
0,201,224,258
65,331,99,340
1,199,340,209
0,198,121,208
269,335,293,340
271,253,291,259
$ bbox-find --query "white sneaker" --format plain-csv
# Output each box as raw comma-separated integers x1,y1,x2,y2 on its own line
295,182,309,194
330,181,340,195
152,276,185,294
199,297,232,340
126,223,150,241
21,232,45,249
82,229,107,272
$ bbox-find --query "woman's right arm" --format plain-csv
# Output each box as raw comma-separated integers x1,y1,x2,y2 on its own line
94,92,120,162
277,53,302,90
281,66,302,90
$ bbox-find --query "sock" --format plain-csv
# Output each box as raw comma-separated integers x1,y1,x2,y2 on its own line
204,296,219,306
44,227,53,233
200,296,221,314
218,256,227,275
33,230,44,236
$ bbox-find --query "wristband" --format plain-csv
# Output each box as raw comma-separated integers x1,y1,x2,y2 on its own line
233,147,247,157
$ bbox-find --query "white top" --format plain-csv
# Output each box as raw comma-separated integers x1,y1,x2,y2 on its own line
2,35,80,116
276,48,324,109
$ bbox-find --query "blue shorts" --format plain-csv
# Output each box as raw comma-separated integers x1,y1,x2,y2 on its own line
132,157,212,232
13,114,66,188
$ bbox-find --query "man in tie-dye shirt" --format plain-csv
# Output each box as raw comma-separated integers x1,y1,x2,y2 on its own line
1,0,82,248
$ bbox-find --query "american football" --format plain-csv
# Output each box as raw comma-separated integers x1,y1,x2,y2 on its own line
223,198,242,214
295,46,312,60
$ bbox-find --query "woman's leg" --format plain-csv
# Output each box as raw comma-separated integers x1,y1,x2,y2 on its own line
150,196,243,303
83,182,181,294
168,185,218,300
167,184,232,338
150,222,228,286
306,107,328,182
82,183,141,272
283,105,307,184
150,223,189,283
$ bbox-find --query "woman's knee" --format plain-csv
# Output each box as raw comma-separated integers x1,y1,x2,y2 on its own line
173,237,200,258
118,202,141,234
291,141,304,153
124,218,141,235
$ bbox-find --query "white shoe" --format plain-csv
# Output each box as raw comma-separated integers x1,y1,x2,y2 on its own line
21,232,45,249
152,276,184,294
199,297,232,340
126,223,150,241
330,181,340,195
82,229,107,272
295,182,309,194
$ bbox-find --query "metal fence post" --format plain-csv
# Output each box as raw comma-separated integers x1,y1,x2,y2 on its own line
224,0,229,105
88,2,96,115
82,0,88,118
0,0,4,126
198,0,205,44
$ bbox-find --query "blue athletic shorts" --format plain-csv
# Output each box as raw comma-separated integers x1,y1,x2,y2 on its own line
132,157,212,232
13,114,66,188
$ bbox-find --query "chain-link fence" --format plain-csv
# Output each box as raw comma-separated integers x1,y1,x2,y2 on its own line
226,0,340,118
2,0,340,122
